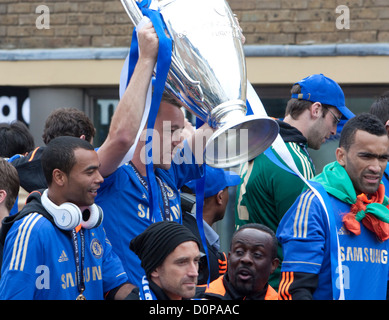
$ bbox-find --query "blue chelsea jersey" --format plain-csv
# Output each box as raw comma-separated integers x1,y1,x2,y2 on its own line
277,189,389,300
0,213,128,300
95,141,203,288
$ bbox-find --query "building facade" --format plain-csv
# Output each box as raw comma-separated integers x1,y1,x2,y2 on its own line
1,0,389,250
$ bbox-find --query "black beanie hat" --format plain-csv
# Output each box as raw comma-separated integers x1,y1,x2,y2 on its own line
130,221,200,277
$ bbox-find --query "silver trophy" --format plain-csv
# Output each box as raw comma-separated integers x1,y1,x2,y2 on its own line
121,0,279,168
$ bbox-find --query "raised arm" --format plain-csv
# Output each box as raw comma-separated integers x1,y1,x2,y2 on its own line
98,22,159,177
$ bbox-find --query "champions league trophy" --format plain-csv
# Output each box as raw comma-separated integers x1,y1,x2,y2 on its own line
121,0,279,168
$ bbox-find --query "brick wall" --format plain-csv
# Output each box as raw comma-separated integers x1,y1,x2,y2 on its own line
0,0,130,49
0,0,388,50
230,0,389,44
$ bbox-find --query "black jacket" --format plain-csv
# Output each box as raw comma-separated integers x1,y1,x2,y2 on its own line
0,190,57,247
10,147,48,193
0,190,61,272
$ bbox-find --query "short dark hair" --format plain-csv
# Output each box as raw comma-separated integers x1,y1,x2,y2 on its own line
0,121,35,157
41,136,94,185
231,223,278,260
0,159,20,212
285,84,330,120
339,113,387,151
369,91,389,125
42,108,96,145
160,91,183,109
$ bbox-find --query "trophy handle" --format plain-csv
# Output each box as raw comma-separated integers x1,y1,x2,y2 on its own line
121,0,143,26
121,0,204,102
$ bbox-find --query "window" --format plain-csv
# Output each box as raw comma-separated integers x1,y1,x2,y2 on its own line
85,88,119,147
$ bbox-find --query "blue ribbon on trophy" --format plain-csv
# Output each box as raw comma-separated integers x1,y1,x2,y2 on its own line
119,0,214,285
119,0,287,289
121,0,172,223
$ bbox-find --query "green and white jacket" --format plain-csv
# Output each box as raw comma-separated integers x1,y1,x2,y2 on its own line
235,119,315,290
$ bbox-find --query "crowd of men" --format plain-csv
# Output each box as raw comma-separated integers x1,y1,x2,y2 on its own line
0,21,389,301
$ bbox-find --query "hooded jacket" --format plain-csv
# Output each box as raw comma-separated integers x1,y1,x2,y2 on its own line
235,119,316,290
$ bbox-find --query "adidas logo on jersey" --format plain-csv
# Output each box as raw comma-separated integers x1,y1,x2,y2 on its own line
338,226,350,236
58,250,69,262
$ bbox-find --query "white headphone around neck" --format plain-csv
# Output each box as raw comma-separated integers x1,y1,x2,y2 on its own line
41,189,103,231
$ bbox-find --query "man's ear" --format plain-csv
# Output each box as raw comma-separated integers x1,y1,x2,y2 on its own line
271,258,280,275
0,190,7,205
150,267,160,280
150,268,162,288
336,147,346,166
216,190,224,205
52,169,67,187
310,102,322,120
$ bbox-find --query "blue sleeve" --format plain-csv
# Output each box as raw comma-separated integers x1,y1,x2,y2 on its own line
0,271,38,299
276,189,329,274
0,213,45,299
99,228,129,293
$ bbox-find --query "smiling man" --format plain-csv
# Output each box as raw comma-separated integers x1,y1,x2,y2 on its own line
277,113,389,300
0,137,133,300
195,223,279,300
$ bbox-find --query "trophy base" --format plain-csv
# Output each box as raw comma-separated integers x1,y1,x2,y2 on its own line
204,115,279,168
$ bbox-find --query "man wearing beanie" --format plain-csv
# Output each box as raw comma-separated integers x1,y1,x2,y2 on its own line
127,221,201,300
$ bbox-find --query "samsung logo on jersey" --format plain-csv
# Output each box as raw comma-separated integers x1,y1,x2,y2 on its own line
35,265,102,290
61,266,102,289
340,246,388,264
137,203,180,221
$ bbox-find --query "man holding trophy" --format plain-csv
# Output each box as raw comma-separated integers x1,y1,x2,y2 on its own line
96,0,279,297
95,16,208,290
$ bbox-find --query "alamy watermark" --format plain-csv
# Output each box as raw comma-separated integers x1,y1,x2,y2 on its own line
35,5,50,30
336,5,350,30
34,4,351,31
138,122,250,167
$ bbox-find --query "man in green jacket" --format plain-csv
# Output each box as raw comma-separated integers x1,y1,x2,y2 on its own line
235,74,354,289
